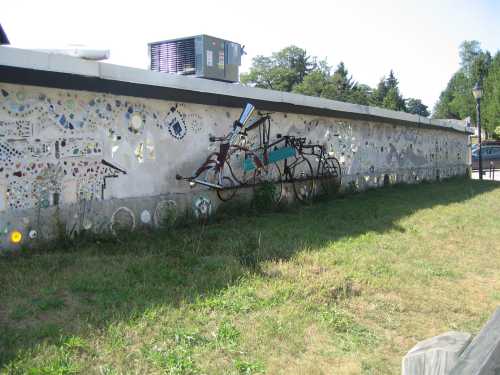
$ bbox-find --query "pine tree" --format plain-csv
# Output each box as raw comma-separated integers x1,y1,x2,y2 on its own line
371,70,406,111
483,52,500,136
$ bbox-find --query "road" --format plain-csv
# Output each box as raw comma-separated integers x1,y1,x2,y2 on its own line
472,169,500,181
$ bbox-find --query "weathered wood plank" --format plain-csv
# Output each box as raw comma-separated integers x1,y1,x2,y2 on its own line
450,307,500,375
402,332,472,375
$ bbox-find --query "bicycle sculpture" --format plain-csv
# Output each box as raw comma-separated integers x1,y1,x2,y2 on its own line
176,103,341,203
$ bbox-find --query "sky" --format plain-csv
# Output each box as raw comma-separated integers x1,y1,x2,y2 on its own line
2,0,500,110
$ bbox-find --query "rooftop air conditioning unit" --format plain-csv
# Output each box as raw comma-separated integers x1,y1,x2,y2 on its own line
148,35,243,83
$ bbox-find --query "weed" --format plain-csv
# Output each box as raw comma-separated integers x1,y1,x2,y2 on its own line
62,336,90,354
252,181,279,212
144,344,199,375
216,320,241,348
173,330,208,348
32,296,65,312
343,180,359,195
234,358,265,374
237,232,263,270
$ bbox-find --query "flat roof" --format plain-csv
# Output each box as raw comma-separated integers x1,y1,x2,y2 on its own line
0,46,469,134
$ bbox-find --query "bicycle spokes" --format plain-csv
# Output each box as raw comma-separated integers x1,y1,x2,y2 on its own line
175,103,341,203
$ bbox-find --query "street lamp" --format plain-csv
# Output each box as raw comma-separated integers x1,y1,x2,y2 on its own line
472,82,483,180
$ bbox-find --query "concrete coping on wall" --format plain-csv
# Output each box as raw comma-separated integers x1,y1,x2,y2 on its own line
0,46,471,135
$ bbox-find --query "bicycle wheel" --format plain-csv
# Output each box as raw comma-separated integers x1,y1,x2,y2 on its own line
227,146,253,185
216,176,237,201
253,162,283,205
216,161,239,201
318,157,341,196
292,156,315,203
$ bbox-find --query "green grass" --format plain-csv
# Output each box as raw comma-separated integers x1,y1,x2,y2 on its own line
1,178,500,374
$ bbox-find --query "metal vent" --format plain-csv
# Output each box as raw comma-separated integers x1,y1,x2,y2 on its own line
150,38,195,74
148,35,243,83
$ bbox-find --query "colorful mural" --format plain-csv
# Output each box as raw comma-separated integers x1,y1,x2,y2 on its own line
0,82,469,249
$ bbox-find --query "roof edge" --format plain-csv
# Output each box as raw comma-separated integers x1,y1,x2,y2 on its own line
0,46,471,134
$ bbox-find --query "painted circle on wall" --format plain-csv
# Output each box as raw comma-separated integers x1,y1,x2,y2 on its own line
111,206,136,235
140,210,152,224
130,113,143,131
192,196,212,221
153,200,177,227
15,90,26,102
83,219,93,230
29,229,38,239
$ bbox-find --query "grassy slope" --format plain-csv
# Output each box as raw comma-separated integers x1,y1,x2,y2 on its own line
1,178,500,374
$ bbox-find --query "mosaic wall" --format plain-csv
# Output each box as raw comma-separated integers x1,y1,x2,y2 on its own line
0,82,469,249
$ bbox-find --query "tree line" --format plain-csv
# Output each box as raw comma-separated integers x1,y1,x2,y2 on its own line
433,41,500,137
240,46,430,117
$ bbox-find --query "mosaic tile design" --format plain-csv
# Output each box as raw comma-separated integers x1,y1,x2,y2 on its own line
0,82,469,248
0,84,203,211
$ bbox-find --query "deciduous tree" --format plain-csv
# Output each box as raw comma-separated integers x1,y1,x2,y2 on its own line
406,98,430,117
242,47,426,114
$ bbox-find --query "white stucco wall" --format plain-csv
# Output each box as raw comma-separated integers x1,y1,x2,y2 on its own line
0,81,469,250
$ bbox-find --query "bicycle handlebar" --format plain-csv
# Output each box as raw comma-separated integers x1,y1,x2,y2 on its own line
209,130,248,143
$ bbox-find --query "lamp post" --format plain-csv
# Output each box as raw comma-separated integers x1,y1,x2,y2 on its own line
472,82,483,180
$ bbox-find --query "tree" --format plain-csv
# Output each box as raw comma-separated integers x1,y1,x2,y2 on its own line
349,84,372,106
433,71,472,119
459,40,491,81
406,98,430,117
240,46,314,92
483,52,500,134
273,46,314,86
293,61,371,105
433,40,496,134
293,60,331,97
371,70,406,111
386,70,399,90
326,62,357,102
371,77,389,106
459,41,482,75
242,46,425,112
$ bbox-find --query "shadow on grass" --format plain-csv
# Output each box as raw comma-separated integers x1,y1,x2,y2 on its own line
0,177,498,368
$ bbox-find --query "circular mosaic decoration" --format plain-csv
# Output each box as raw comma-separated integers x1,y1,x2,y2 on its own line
15,90,26,102
153,200,177,227
111,207,136,235
186,113,203,134
140,210,152,224
192,196,213,221
130,113,143,131
82,219,93,230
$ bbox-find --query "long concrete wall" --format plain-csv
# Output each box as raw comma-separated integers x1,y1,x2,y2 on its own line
0,48,470,250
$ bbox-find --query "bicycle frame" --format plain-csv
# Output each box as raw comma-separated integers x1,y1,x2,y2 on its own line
176,103,341,200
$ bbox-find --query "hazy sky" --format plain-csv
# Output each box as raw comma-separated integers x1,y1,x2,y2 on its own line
2,0,499,110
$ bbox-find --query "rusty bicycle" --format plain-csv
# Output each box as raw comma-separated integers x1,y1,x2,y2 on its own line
176,103,341,203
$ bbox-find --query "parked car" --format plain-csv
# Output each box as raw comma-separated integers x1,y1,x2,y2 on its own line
471,145,500,170
471,141,500,152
